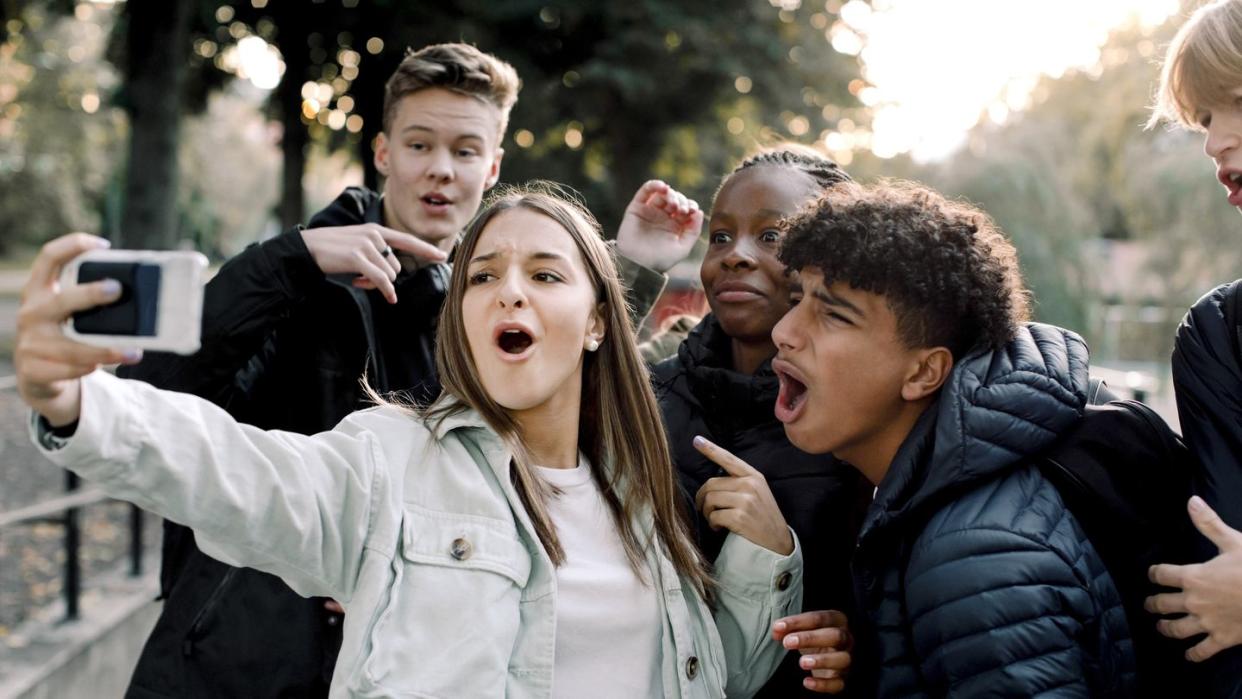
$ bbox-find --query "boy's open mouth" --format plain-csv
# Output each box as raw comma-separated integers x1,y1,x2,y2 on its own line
497,328,533,355
773,362,809,424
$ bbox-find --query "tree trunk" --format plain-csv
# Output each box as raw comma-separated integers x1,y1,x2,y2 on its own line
276,17,310,228
119,0,189,249
277,82,308,227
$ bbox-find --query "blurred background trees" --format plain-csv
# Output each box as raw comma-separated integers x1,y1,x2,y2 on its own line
0,0,867,254
0,0,1239,382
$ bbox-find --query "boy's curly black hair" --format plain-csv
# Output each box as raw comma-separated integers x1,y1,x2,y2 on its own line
779,180,1030,358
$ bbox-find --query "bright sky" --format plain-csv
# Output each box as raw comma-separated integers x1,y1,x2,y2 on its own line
835,0,1183,161
228,1,1185,159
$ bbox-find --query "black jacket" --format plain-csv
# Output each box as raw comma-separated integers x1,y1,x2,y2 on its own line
124,188,448,698
851,323,1136,697
1174,280,1242,531
651,315,870,698
1172,279,1242,699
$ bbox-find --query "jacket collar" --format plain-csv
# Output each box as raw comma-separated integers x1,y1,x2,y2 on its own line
365,192,385,225
859,323,1091,543
677,315,780,425
426,401,492,440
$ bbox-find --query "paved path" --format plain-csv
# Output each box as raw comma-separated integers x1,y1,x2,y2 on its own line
0,298,17,348
0,271,25,297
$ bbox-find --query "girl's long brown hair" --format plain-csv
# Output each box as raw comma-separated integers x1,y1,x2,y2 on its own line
425,182,714,598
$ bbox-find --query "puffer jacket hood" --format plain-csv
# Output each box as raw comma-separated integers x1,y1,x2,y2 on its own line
861,321,1089,544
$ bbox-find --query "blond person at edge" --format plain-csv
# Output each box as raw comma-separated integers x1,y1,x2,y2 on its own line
1145,0,1242,682
17,187,803,698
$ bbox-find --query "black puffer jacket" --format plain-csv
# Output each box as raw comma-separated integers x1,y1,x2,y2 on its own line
851,323,1136,698
1172,279,1242,699
652,315,869,698
122,187,447,698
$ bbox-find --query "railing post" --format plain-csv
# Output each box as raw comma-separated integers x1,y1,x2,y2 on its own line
129,504,143,576
64,471,81,621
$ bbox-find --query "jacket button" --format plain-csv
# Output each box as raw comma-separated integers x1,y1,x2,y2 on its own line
685,655,699,680
450,537,472,561
775,571,792,591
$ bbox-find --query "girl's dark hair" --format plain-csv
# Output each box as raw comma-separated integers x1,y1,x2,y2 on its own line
720,145,853,200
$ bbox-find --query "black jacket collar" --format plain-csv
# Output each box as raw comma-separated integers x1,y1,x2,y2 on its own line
676,315,780,428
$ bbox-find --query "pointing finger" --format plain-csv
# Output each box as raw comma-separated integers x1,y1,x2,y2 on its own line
692,435,760,478
378,227,448,263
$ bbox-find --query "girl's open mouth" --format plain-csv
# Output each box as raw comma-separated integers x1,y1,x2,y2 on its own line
497,328,533,355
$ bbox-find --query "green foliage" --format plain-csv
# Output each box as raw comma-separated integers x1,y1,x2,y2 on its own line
889,18,1242,360
0,1,871,254
0,2,124,254
187,0,867,231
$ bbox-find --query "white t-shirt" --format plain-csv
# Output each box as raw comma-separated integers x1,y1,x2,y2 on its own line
536,458,664,698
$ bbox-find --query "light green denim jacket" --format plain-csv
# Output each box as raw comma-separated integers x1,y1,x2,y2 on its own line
34,371,803,698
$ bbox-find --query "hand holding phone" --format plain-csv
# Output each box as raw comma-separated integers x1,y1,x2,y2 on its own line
59,248,209,355
17,234,142,427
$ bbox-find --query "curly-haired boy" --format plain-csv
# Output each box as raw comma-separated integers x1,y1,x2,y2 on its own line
770,181,1137,696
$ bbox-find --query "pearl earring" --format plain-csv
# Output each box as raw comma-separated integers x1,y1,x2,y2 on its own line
587,339,600,352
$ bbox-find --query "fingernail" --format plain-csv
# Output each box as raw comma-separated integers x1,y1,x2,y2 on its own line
100,279,121,297
1189,496,1207,513
95,238,111,248
784,634,799,649
774,621,787,632
122,348,143,364
803,678,815,689
693,435,707,448
800,656,814,669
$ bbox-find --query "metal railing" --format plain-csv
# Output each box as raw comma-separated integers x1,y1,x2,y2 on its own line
0,376,145,622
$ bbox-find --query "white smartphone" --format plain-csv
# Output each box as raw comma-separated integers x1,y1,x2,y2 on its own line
59,249,209,355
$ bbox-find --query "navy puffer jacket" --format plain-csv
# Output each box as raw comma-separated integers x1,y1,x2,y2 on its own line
851,323,1137,698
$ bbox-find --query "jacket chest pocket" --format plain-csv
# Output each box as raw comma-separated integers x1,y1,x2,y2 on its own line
400,505,532,584
361,506,532,697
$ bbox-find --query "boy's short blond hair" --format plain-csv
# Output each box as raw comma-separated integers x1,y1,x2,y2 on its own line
1150,0,1242,129
382,43,520,138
